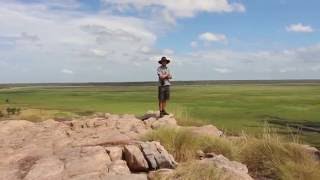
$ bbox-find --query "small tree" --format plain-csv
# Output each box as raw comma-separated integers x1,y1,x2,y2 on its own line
7,107,17,115
16,108,21,115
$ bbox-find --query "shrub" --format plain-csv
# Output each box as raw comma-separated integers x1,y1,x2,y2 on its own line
143,127,236,162
7,107,16,115
144,126,320,180
54,112,73,121
20,114,42,122
16,108,21,115
6,107,21,115
143,127,199,161
198,135,237,160
238,131,320,180
0,110,4,117
277,143,320,180
172,107,206,126
76,110,95,116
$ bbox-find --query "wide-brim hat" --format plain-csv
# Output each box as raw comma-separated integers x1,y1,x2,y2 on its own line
158,57,170,64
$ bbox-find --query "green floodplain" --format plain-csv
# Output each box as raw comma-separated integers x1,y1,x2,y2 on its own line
1,81,320,148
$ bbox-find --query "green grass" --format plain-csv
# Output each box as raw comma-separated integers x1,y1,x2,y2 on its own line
0,84,320,147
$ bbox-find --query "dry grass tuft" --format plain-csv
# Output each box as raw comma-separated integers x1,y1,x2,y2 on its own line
239,127,320,180
143,127,236,162
155,161,223,180
144,126,320,180
172,107,206,126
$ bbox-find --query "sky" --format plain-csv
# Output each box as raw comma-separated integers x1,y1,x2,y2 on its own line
0,0,319,83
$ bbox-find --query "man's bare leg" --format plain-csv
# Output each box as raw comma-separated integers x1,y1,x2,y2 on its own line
159,101,163,112
162,101,169,115
163,101,166,111
159,101,164,117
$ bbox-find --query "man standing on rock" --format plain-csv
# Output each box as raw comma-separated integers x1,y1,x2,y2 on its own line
157,57,172,118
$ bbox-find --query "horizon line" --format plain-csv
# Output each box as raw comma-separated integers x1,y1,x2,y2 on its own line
1,79,320,86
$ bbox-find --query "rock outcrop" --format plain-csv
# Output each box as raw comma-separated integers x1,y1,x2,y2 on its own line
141,111,223,137
0,113,178,180
0,111,253,180
184,124,223,137
298,144,320,160
200,155,253,180
123,145,149,172
140,141,178,170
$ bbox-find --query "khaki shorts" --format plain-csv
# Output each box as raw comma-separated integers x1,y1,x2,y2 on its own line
158,86,170,101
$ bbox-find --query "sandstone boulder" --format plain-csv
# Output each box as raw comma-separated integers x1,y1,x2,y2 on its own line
108,160,131,175
140,141,177,170
150,116,177,129
105,146,123,161
142,115,177,129
185,124,223,137
24,157,64,180
123,145,149,172
201,155,253,180
68,172,104,180
298,144,320,160
62,146,111,178
138,110,160,120
103,174,148,180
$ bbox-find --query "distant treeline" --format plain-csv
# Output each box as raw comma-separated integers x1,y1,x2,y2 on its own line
1,79,320,88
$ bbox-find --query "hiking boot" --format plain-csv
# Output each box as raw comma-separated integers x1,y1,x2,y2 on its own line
162,110,169,116
159,111,164,118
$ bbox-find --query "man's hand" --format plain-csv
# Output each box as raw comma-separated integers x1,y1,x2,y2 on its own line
159,73,168,80
160,73,172,80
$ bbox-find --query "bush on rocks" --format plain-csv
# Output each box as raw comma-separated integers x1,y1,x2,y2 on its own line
143,126,320,180
239,135,320,180
6,107,21,115
143,127,233,162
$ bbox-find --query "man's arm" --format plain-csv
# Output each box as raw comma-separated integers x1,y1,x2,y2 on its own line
159,73,169,80
157,68,169,80
166,69,172,79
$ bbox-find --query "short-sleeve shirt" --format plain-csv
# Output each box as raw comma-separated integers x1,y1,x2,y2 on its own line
157,66,171,86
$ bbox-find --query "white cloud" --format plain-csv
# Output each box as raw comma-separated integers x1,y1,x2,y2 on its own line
279,67,297,73
61,69,74,74
214,68,232,74
0,1,165,83
286,23,314,33
90,49,108,57
140,46,151,53
0,1,320,82
0,32,39,42
198,32,227,42
102,0,245,21
171,44,320,80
